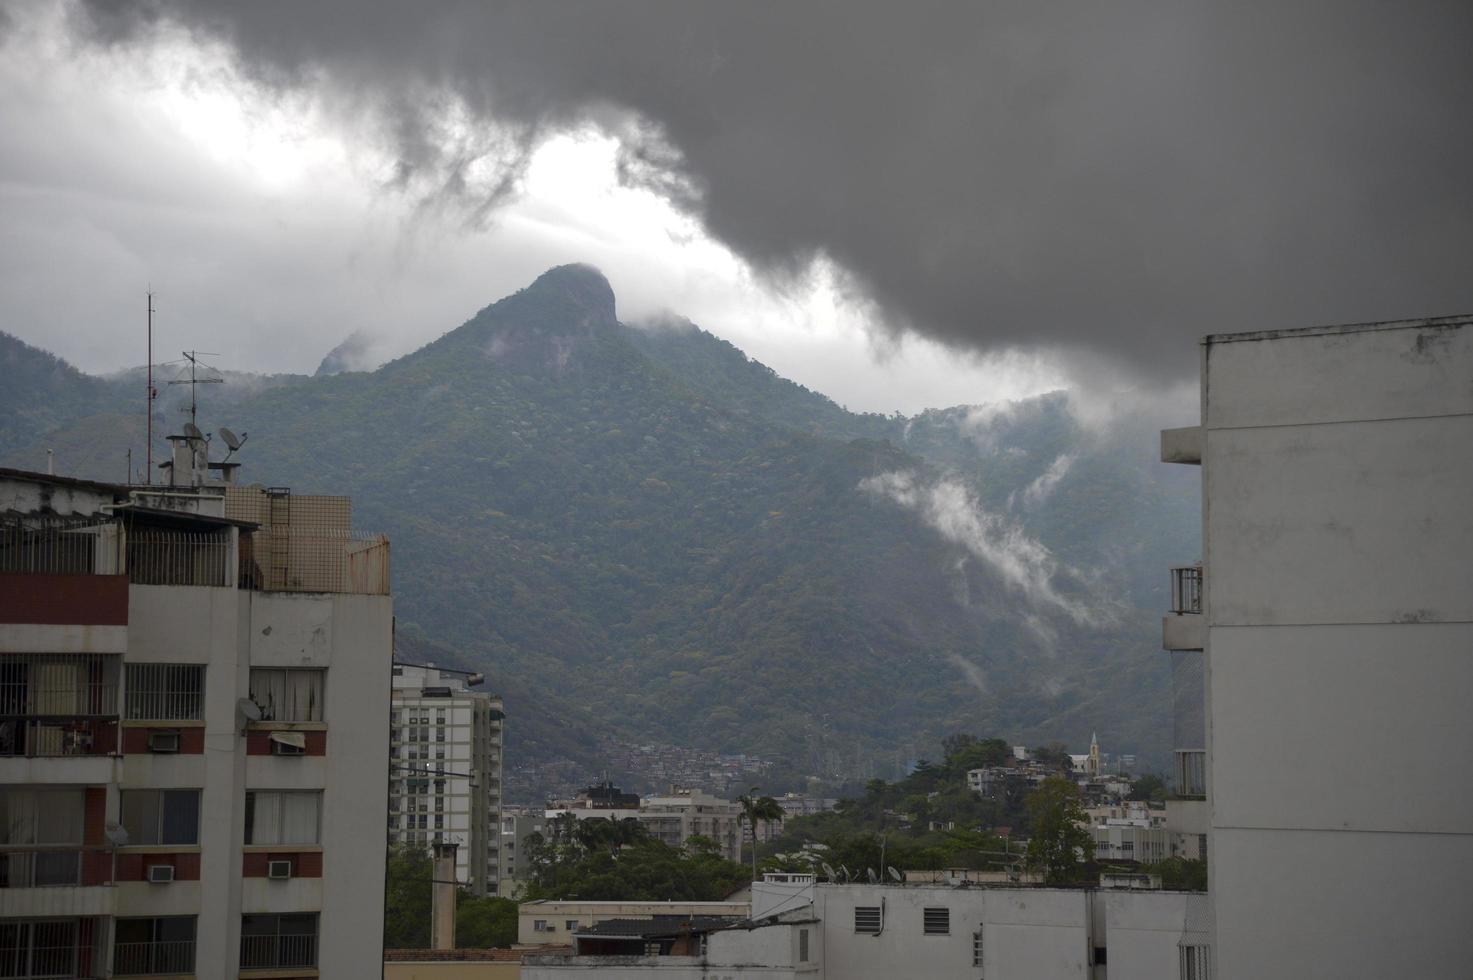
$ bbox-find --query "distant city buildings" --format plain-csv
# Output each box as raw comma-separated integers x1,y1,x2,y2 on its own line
388,662,505,896
547,783,745,862
0,438,392,976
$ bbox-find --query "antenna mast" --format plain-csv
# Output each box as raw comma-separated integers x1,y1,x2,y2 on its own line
146,291,155,485
169,351,224,428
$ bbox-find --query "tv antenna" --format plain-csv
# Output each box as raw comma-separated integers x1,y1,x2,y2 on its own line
168,350,224,428
145,291,157,485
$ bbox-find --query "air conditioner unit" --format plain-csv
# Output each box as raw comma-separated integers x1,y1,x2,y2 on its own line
267,860,293,879
146,864,175,883
272,741,305,756
148,731,181,753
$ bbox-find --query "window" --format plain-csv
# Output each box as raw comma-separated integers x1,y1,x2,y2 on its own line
245,791,321,845
114,916,196,976
972,929,984,968
853,906,881,934
248,668,324,722
121,790,200,846
240,914,317,970
799,928,810,962
923,907,950,936
533,920,549,932
566,920,578,932
0,787,84,887
125,664,204,720
1180,944,1212,980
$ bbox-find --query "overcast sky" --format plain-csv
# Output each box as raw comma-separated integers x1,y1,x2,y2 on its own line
2,1,1470,415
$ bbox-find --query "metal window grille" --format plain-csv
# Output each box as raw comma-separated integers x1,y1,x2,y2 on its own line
126,530,229,587
1170,564,1203,615
239,914,318,970
853,907,881,934
1180,943,1212,980
923,907,950,936
799,928,809,963
972,930,984,969
124,665,203,721
112,917,196,976
0,918,102,979
1,655,120,758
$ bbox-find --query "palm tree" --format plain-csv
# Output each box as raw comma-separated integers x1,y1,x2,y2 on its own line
736,786,785,882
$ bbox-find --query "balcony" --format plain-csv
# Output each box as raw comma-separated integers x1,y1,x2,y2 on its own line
1170,565,1202,614
1175,750,1207,799
0,848,83,888
1,654,121,758
1163,565,1204,651
0,917,106,978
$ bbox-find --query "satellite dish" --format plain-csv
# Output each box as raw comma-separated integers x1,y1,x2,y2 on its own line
218,426,243,451
236,697,262,723
184,422,205,445
821,862,837,881
888,866,903,882
104,824,129,848
840,864,851,882
866,868,878,884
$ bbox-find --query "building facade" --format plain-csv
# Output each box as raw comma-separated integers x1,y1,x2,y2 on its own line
0,454,392,978
547,786,743,863
498,806,548,899
1163,315,1472,978
389,663,505,896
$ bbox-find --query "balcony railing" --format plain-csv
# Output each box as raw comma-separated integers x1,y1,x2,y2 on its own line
239,934,317,971
1170,564,1203,615
126,530,230,587
0,717,119,758
0,917,103,978
113,940,195,976
239,529,389,596
0,849,83,888
0,518,119,576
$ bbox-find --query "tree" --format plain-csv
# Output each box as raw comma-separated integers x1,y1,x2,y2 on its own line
455,894,519,948
1024,777,1095,885
737,787,786,881
383,845,432,949
1128,773,1168,803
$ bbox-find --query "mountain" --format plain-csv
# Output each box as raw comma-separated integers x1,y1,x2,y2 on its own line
0,266,1199,798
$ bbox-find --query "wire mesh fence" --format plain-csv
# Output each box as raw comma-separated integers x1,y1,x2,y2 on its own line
239,529,389,595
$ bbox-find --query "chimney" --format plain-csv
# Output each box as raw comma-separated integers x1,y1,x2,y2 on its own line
431,842,458,951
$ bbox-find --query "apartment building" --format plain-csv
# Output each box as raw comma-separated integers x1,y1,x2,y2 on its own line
0,438,391,978
1161,315,1472,977
547,785,743,862
388,662,504,896
498,806,548,899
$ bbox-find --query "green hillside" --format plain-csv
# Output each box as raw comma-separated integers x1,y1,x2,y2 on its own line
0,266,1198,798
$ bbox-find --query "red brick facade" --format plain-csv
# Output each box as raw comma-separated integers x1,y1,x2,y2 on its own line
121,726,205,754
245,730,327,756
0,573,128,625
115,851,202,881
242,850,323,878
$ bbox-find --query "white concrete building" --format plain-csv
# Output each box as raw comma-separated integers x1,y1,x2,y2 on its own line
389,662,504,895
1162,314,1473,978
0,452,392,978
517,899,750,947
524,879,1211,980
548,786,744,862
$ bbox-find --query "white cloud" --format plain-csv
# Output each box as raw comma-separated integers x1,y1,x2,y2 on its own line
859,469,1107,630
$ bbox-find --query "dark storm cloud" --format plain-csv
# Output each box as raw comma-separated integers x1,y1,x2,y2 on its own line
72,1,1473,375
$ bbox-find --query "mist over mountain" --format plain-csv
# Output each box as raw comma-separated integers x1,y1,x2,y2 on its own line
0,266,1199,796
